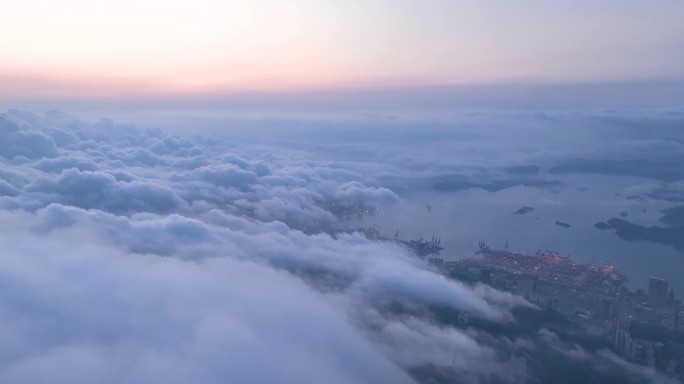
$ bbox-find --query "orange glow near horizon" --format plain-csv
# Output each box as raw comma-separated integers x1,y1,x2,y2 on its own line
1,1,394,98
2,1,684,101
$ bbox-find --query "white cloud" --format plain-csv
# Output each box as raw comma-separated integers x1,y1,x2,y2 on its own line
0,109,671,383
0,110,525,382
0,114,58,160
0,210,412,384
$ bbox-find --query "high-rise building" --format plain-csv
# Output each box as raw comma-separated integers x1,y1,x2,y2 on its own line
658,308,676,328
635,289,646,304
611,317,634,358
648,277,668,307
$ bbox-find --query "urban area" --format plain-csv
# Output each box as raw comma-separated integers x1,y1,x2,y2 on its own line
360,224,684,382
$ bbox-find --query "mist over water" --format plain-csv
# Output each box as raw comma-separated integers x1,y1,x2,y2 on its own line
141,106,684,292
122,105,684,292
371,181,684,294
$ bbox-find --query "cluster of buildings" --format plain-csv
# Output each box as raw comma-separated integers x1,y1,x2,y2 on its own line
590,276,684,382
347,222,684,378
355,225,445,263
446,241,629,313
444,241,684,381
347,217,684,379
234,199,379,236
606,277,684,379
405,237,443,262
328,200,378,221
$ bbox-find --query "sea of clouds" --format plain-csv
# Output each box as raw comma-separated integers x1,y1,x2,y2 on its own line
0,109,676,383
0,110,532,383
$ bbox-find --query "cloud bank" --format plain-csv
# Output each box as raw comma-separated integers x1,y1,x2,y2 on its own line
0,110,525,383
0,109,674,383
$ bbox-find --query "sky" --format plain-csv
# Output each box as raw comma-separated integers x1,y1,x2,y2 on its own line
2,0,684,108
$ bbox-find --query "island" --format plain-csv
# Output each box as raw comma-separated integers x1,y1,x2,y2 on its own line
513,206,534,215
594,222,612,230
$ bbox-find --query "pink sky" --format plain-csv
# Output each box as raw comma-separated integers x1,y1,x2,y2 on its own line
2,0,684,103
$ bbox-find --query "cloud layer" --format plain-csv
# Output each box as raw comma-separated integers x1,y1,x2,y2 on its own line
0,110,533,383
0,109,677,383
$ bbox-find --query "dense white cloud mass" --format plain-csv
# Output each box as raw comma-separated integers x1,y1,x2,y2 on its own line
0,114,58,159
0,211,416,384
0,109,677,384
0,110,532,383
